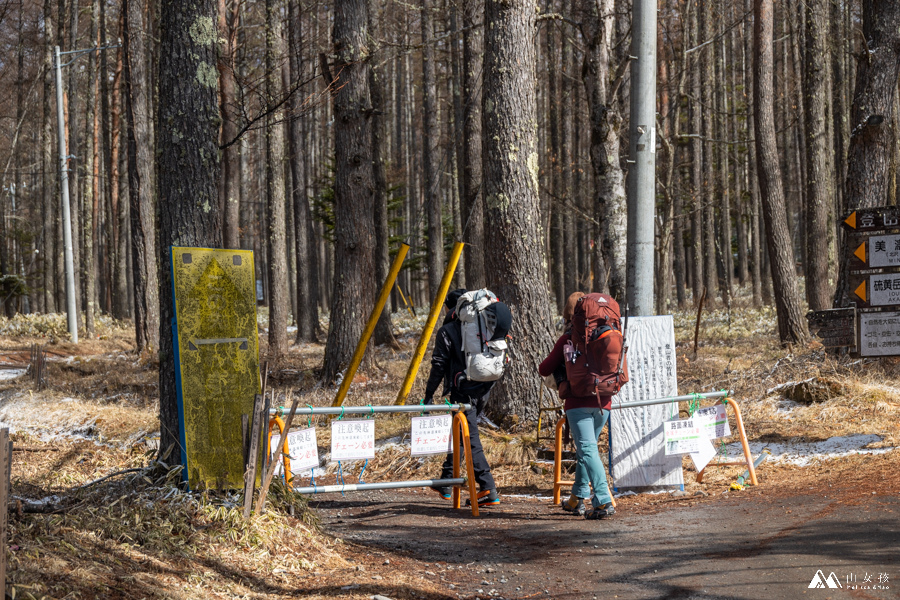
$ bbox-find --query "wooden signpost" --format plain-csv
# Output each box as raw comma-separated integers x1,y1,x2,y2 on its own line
829,206,900,356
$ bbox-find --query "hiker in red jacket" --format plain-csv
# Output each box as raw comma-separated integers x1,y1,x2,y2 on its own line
539,292,622,520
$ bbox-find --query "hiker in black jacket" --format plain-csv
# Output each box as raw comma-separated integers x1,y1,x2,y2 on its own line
423,288,500,507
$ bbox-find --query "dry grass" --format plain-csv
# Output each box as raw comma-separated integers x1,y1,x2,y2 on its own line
2,305,899,598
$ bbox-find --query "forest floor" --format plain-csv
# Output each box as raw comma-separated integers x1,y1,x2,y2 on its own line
0,306,898,599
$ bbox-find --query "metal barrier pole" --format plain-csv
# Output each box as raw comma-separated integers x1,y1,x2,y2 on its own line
395,241,465,404
333,243,410,407
295,478,465,495
270,404,471,416
452,411,462,509
553,418,566,504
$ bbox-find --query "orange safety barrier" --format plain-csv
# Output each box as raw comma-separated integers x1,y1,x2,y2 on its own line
695,397,757,485
552,417,616,508
267,408,480,516
551,396,757,504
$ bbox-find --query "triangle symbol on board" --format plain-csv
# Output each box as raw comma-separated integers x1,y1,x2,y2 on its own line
854,242,867,264
844,211,857,229
854,281,867,302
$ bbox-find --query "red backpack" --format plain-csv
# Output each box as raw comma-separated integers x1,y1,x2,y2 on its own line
564,293,629,398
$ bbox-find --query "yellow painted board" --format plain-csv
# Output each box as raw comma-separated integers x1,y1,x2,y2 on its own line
171,247,261,490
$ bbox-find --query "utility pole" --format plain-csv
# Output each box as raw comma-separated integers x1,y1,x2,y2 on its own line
625,0,657,316
53,44,118,343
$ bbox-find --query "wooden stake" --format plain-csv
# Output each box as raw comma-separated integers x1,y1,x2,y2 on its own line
693,286,707,358
242,394,266,520
0,428,11,599
255,392,299,515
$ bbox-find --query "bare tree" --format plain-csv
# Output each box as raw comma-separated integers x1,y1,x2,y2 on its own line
482,0,556,421
803,0,837,312
157,0,222,460
753,0,808,344
834,0,900,307
123,0,160,353
265,0,289,358
322,0,377,382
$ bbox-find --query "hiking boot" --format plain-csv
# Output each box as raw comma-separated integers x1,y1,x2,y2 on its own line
561,494,586,516
465,489,500,507
434,486,452,500
585,502,615,520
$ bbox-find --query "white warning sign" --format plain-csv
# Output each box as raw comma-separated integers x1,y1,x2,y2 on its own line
609,315,684,491
693,404,731,439
270,427,320,477
331,419,376,461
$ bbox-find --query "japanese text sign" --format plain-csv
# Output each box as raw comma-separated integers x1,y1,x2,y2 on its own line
410,415,452,455
663,418,702,455
692,405,731,439
270,427,319,476
331,419,375,461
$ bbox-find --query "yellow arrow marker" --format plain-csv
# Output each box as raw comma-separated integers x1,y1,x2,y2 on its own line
854,280,867,302
854,242,867,263
844,211,857,229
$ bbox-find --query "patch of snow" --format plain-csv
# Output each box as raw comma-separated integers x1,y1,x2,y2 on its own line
0,369,26,381
504,494,553,500
724,434,892,466
613,490,637,498
287,325,298,333
766,377,815,396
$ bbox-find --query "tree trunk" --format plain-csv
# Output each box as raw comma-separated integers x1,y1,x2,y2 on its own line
82,0,100,337
582,0,627,301
219,0,241,249
803,0,837,312
42,0,56,314
690,5,703,306
157,0,222,462
753,0,808,344
265,0,290,359
834,0,900,307
123,0,160,353
422,0,443,300
370,0,396,347
482,0,555,422
288,0,319,343
461,0,485,289
322,0,377,382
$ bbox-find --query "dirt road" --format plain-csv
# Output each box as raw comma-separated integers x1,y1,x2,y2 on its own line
308,473,899,600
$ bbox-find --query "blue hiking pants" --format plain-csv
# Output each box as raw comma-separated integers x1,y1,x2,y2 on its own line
565,407,612,506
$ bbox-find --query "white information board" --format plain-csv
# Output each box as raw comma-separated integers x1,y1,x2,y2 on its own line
410,415,452,455
270,427,320,477
331,419,376,461
859,311,900,356
610,315,684,491
693,404,731,439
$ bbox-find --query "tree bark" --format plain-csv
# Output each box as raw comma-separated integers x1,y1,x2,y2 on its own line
753,0,808,344
42,0,56,314
265,0,290,359
460,0,485,289
157,0,222,462
288,0,319,343
82,0,100,337
803,0,837,312
581,0,627,300
123,0,160,353
834,0,900,307
483,0,555,422
422,0,443,300
219,0,241,249
322,0,377,382
370,0,396,347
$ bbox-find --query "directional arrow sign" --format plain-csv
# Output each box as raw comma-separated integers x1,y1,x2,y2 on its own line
842,206,900,232
850,273,900,307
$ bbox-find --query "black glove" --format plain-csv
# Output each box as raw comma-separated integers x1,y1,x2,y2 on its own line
423,396,434,405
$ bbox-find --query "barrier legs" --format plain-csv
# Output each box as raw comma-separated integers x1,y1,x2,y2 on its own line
696,398,758,485
452,411,479,517
552,416,616,508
